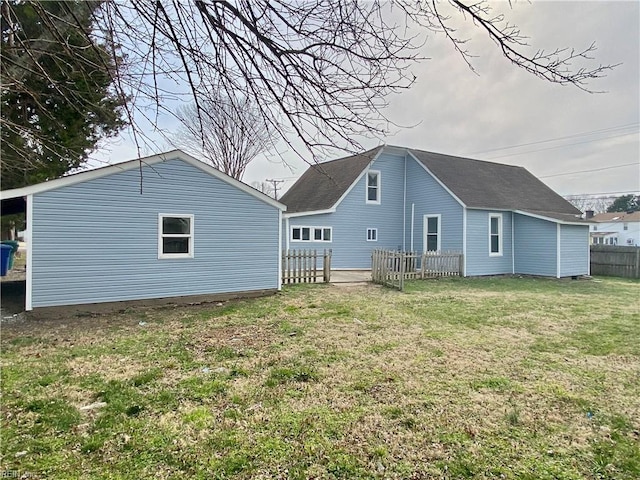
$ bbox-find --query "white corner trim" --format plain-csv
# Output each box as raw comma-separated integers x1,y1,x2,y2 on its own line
407,151,466,208
25,194,33,311
556,223,562,278
278,210,282,291
511,212,515,274
462,207,467,277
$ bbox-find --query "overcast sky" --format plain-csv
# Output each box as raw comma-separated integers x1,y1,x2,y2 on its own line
92,1,639,201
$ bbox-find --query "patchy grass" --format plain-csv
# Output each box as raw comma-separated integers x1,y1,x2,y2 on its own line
1,276,639,479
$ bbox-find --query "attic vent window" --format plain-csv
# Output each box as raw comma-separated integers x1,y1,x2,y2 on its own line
366,170,381,204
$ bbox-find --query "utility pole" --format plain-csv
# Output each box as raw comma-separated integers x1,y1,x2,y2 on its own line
266,178,285,200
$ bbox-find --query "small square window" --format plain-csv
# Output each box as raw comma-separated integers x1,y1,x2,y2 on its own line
159,214,193,259
367,228,377,241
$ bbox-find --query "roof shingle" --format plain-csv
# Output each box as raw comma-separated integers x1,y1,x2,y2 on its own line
281,146,582,218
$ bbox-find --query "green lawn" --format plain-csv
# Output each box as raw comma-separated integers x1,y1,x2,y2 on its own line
1,276,639,479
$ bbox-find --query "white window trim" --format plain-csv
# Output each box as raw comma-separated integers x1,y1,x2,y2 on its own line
489,213,503,257
423,214,441,252
158,214,194,259
367,228,378,242
290,226,332,243
365,170,381,205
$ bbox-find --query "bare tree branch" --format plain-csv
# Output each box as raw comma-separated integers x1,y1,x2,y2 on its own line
2,0,617,182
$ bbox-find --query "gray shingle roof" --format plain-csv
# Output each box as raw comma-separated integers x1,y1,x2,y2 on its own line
281,146,582,218
280,147,382,213
408,149,581,215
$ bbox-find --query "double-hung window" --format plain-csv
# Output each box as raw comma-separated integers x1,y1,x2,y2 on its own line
366,170,380,204
159,214,194,259
291,226,331,242
424,215,440,252
489,214,502,256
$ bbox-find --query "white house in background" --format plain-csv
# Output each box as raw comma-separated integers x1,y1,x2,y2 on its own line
589,211,640,246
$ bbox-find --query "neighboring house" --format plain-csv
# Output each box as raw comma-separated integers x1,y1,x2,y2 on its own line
280,145,590,278
0,150,285,311
589,211,640,246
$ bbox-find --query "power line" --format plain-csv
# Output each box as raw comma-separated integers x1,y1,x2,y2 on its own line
483,130,639,160
266,178,285,200
561,190,639,196
539,162,639,179
468,122,639,156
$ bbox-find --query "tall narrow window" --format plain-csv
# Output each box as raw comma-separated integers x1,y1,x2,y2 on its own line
367,228,378,241
424,215,441,252
489,214,502,256
159,214,194,259
366,170,380,204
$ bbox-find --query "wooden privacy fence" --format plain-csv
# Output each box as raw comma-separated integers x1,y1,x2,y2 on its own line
282,249,332,284
371,250,463,291
590,245,640,279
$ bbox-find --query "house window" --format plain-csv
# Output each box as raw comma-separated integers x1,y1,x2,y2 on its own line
366,170,380,204
623,223,628,231
424,215,441,252
489,214,502,256
593,226,598,231
291,226,331,242
159,214,194,259
367,228,378,241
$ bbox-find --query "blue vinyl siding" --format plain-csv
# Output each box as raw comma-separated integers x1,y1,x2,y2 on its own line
560,224,590,277
31,159,280,307
405,158,463,253
286,151,406,268
513,214,557,276
465,209,513,276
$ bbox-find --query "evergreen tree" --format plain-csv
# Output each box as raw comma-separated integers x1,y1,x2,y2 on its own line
606,195,640,213
1,1,126,189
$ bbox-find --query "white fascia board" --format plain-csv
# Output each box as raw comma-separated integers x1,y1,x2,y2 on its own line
0,150,286,212
514,210,588,226
330,146,386,211
407,151,466,208
283,208,336,218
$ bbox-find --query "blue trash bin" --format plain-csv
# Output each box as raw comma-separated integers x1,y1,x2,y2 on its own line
0,240,19,270
0,244,12,276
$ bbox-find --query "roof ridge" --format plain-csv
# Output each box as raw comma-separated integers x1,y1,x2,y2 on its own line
407,147,526,169
317,146,383,166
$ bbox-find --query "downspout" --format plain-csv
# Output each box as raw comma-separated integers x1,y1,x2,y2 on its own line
402,153,407,251
410,203,415,252
285,216,290,251
26,194,33,311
